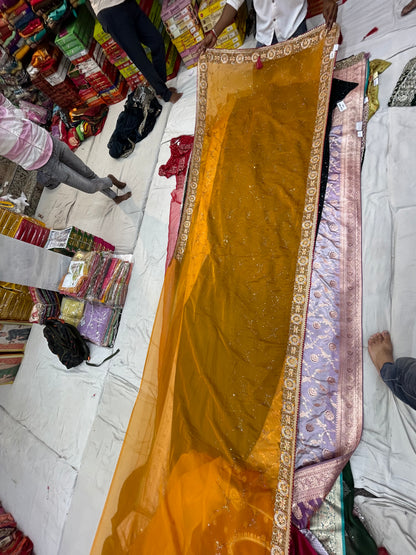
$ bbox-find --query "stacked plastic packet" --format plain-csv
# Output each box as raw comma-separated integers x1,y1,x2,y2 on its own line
58,251,132,347
77,302,121,347
60,296,84,326
0,207,51,246
29,287,61,324
58,251,133,307
0,282,33,320
45,225,115,256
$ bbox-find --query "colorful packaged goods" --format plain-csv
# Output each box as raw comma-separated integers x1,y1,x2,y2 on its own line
45,226,114,256
58,251,133,308
28,287,61,323
13,218,50,246
0,207,50,246
161,0,204,69
54,5,95,57
0,207,23,237
0,282,33,321
198,0,247,49
28,46,83,110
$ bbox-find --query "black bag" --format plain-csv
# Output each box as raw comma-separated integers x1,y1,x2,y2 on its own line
107,86,162,159
43,319,119,369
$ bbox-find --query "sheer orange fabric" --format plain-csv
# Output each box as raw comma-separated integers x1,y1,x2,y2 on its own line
91,24,339,555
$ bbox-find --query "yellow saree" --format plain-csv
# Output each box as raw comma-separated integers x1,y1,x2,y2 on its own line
91,24,339,555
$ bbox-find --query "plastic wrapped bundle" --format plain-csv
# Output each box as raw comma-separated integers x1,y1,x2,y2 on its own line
77,302,121,347
60,296,85,327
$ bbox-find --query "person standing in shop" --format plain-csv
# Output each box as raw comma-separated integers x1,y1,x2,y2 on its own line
198,0,339,52
89,0,182,104
0,93,131,203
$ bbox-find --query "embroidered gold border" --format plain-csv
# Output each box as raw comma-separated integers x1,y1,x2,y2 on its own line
173,24,340,555
270,25,339,555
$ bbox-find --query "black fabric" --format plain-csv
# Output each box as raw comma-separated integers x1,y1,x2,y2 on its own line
342,462,379,555
107,89,162,159
317,78,358,233
43,318,90,369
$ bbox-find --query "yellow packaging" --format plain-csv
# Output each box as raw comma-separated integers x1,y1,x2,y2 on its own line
198,0,227,21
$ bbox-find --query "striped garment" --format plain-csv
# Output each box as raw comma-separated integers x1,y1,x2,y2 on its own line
0,93,52,171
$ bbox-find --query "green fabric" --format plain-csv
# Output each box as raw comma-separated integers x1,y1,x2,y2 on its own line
342,462,378,555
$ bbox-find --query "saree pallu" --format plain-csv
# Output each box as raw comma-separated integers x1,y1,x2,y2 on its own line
91,25,339,555
293,54,367,531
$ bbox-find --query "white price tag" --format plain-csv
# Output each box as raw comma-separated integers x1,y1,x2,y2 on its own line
356,121,363,131
337,100,347,112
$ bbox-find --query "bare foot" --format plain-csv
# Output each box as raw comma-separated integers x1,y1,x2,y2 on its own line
108,174,126,189
402,0,416,15
113,191,132,204
169,90,183,104
368,331,394,371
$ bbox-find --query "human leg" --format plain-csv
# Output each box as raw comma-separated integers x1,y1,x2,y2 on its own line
290,19,307,39
368,331,416,410
380,358,416,410
39,137,116,199
133,6,167,83
98,1,172,102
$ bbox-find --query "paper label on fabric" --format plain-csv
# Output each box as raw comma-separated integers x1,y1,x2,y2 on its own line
356,121,363,131
357,131,363,137
337,101,347,112
364,96,369,104
330,44,339,58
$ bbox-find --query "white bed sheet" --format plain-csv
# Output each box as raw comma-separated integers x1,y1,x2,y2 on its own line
1,3,416,554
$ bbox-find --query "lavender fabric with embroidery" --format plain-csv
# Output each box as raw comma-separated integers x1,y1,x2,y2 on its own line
78,302,113,346
295,126,343,471
292,126,343,528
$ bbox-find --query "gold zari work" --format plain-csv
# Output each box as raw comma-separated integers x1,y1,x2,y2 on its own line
92,24,340,555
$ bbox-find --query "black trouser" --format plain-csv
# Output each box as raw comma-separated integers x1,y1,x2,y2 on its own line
98,0,171,101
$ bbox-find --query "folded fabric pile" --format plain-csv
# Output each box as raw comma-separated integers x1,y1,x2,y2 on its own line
58,251,133,307
0,502,33,554
0,0,47,55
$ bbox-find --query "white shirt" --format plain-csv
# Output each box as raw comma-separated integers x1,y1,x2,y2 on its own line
227,0,307,44
89,0,124,16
